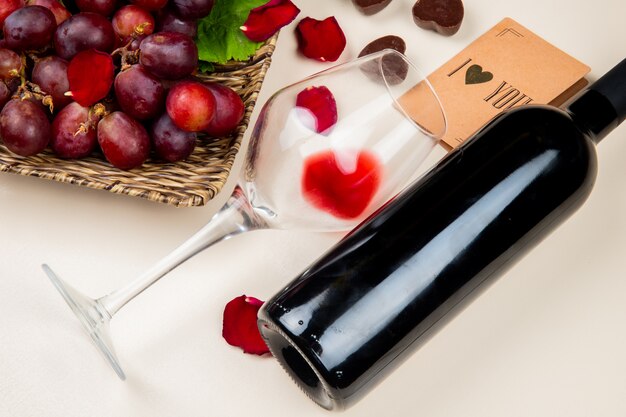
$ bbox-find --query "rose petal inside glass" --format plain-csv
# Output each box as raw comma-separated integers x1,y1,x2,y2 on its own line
295,85,338,134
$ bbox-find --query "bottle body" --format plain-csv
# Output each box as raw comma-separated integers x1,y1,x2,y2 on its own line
258,105,598,410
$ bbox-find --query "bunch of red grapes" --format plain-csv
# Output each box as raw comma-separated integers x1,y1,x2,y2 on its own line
0,0,245,170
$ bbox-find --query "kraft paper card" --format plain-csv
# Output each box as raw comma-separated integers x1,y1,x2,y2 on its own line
401,17,591,149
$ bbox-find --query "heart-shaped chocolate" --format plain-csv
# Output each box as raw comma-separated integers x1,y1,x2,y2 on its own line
358,35,406,57
352,0,393,15
412,0,464,36
358,35,408,85
465,64,493,84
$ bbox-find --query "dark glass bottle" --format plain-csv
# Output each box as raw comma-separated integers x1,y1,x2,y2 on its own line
258,59,626,410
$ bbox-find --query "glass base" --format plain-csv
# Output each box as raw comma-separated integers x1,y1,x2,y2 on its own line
42,264,126,380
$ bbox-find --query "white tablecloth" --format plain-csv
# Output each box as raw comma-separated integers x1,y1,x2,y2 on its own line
2,0,626,416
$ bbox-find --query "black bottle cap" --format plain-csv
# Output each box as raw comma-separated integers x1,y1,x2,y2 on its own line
590,58,626,124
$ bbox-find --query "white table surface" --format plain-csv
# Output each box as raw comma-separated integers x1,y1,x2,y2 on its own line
2,0,626,416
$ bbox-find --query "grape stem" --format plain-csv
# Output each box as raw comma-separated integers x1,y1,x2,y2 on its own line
134,23,150,36
111,43,140,71
75,103,109,135
15,81,55,113
74,103,109,136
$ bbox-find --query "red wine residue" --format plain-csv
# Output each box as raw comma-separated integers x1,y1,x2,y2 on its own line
301,149,382,219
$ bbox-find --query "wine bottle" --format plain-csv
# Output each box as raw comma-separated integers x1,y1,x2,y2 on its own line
257,59,626,410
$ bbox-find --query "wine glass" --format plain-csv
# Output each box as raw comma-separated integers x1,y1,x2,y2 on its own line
42,49,447,380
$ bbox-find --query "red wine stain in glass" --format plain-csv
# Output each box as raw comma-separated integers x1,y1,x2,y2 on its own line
302,150,382,219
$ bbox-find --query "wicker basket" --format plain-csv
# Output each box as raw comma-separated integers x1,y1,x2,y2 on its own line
0,35,278,208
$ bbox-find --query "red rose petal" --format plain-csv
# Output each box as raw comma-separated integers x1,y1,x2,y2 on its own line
67,49,114,107
296,16,346,62
241,0,300,42
222,295,270,355
296,85,338,134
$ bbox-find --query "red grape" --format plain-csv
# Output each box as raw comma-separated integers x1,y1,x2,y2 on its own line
32,55,72,111
151,112,196,162
171,0,214,19
51,102,97,158
130,0,168,11
156,8,197,38
127,34,147,51
112,5,154,43
0,82,11,110
139,32,198,80
3,77,20,97
202,82,245,137
114,65,165,120
75,0,116,16
0,99,51,156
0,0,24,27
54,12,116,60
0,0,250,171
3,6,57,51
166,81,216,132
97,111,150,170
27,0,71,25
0,48,23,80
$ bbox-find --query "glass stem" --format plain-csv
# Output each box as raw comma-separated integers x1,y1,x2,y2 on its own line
98,185,266,318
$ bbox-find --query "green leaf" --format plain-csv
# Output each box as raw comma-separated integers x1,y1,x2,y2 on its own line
196,0,268,65
198,60,215,73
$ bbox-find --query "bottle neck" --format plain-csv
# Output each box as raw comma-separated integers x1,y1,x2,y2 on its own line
566,58,626,144
566,88,619,144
